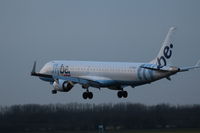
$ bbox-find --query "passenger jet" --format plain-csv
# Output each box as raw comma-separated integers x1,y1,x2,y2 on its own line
31,27,200,99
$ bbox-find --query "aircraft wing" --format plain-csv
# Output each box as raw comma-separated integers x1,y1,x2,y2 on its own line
52,75,115,88
79,76,117,86
31,61,53,78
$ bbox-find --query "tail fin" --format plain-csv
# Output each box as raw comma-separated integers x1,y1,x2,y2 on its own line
151,27,177,68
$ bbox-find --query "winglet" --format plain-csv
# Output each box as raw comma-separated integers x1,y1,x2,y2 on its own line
195,59,200,67
31,61,37,75
31,61,53,78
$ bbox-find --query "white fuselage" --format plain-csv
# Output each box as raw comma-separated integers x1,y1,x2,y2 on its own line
39,60,173,89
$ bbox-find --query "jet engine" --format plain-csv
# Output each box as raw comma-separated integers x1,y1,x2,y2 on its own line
53,79,74,92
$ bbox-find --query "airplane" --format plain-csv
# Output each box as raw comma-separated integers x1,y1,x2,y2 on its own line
31,27,200,99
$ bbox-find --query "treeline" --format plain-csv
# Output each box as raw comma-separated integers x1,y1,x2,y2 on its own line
0,103,200,132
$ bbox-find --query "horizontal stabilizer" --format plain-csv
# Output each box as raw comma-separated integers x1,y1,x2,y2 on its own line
140,64,180,72
179,59,200,72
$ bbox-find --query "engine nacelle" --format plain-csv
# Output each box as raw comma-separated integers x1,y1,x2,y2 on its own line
53,79,74,92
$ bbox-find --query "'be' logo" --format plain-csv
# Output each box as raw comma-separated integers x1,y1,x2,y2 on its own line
157,44,173,68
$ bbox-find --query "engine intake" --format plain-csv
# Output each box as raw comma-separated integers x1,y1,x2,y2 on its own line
53,80,74,92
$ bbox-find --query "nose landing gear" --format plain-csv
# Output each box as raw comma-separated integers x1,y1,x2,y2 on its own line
52,90,57,94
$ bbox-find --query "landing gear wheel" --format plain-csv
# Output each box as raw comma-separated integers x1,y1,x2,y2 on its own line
117,91,123,98
123,91,128,98
88,92,93,99
52,90,57,94
82,92,88,99
82,91,93,99
117,91,128,98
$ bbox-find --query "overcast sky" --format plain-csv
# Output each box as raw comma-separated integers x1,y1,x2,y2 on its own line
0,0,200,106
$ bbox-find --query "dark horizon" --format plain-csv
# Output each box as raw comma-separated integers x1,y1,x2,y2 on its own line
1,103,200,132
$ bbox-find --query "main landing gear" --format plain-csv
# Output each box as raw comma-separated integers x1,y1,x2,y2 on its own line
117,90,128,98
82,85,93,100
82,90,93,99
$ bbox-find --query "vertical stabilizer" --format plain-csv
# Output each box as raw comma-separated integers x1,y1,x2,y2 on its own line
151,27,177,68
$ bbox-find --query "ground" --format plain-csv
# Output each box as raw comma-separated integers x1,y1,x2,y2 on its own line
26,128,200,133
